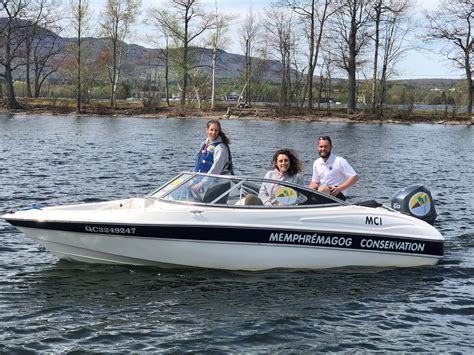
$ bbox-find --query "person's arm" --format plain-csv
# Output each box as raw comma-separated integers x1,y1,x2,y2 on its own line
308,181,319,190
329,158,359,196
258,171,274,206
258,183,272,206
308,161,319,190
207,144,228,175
329,175,359,196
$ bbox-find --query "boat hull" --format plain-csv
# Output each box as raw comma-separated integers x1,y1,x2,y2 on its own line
3,188,444,270
11,220,443,270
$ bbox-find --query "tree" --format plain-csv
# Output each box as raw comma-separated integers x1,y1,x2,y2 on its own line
141,49,164,108
30,28,65,97
23,0,65,98
286,0,337,110
369,0,411,116
59,40,106,102
188,51,209,108
330,0,372,113
146,10,174,106
376,1,411,117
148,0,214,107
82,40,108,102
1,0,62,104
0,0,30,109
238,7,260,107
100,0,141,108
263,3,298,113
70,0,89,113
426,0,474,117
320,48,336,113
208,0,231,110
369,0,383,114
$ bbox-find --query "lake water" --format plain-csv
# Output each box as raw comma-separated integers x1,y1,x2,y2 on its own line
0,114,472,352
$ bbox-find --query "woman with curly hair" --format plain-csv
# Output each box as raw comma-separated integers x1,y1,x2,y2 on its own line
258,148,304,206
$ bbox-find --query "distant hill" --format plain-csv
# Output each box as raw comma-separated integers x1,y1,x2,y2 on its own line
69,38,287,83
0,16,283,83
390,79,462,87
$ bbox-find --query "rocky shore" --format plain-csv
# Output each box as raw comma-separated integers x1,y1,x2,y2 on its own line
1,100,472,125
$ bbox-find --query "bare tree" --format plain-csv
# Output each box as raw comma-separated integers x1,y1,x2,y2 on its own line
330,0,372,113
23,0,56,97
59,40,106,103
69,0,89,113
0,0,30,109
100,0,141,108
376,1,411,117
286,0,337,110
426,0,474,116
82,40,108,102
189,52,209,108
160,34,171,106
140,49,163,108
263,3,298,113
31,27,65,97
146,12,173,106
238,8,260,107
320,48,336,113
369,0,410,115
34,50,64,98
24,0,65,98
148,0,214,107
208,0,232,110
369,0,383,114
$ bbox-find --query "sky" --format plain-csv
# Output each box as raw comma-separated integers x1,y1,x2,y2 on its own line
88,0,465,80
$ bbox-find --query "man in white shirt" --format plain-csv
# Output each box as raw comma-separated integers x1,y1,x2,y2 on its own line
308,136,359,200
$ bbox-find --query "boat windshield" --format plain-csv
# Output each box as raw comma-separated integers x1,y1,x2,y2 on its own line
150,172,343,207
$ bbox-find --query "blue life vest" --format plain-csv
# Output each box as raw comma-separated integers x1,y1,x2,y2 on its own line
194,141,233,174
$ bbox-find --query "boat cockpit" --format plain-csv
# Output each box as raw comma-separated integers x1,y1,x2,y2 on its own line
149,172,344,208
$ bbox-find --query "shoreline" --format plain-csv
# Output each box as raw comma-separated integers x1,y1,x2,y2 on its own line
1,106,472,126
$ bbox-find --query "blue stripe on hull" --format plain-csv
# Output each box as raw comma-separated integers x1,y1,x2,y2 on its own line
7,219,444,257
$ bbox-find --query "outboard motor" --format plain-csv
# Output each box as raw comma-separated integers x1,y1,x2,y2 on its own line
391,185,437,225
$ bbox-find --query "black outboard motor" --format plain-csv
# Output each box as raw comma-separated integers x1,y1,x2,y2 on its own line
391,185,437,225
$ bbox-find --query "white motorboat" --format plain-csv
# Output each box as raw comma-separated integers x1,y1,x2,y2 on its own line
2,172,444,270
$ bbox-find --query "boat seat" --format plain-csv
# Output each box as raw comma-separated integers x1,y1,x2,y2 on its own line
203,182,230,204
355,200,383,208
235,194,263,206
243,194,263,205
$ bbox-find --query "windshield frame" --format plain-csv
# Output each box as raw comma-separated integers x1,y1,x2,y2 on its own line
149,172,345,208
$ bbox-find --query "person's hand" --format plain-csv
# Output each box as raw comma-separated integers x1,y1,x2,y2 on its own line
269,198,283,206
329,185,340,196
192,182,202,191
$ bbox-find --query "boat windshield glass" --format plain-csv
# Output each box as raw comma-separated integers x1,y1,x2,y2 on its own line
150,173,342,207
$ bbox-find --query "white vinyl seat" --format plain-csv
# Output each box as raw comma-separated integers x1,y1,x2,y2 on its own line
235,194,263,206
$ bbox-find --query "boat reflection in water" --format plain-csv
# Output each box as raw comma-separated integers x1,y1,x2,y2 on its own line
2,172,444,270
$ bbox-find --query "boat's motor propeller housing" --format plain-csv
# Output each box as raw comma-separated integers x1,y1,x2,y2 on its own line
391,185,437,225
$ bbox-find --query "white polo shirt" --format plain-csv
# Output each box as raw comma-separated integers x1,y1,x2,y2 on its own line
311,153,357,195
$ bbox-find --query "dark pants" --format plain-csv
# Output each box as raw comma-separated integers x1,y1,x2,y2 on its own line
335,192,346,201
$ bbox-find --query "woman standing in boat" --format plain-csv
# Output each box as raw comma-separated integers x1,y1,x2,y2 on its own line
259,148,304,205
193,119,233,175
192,120,233,192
